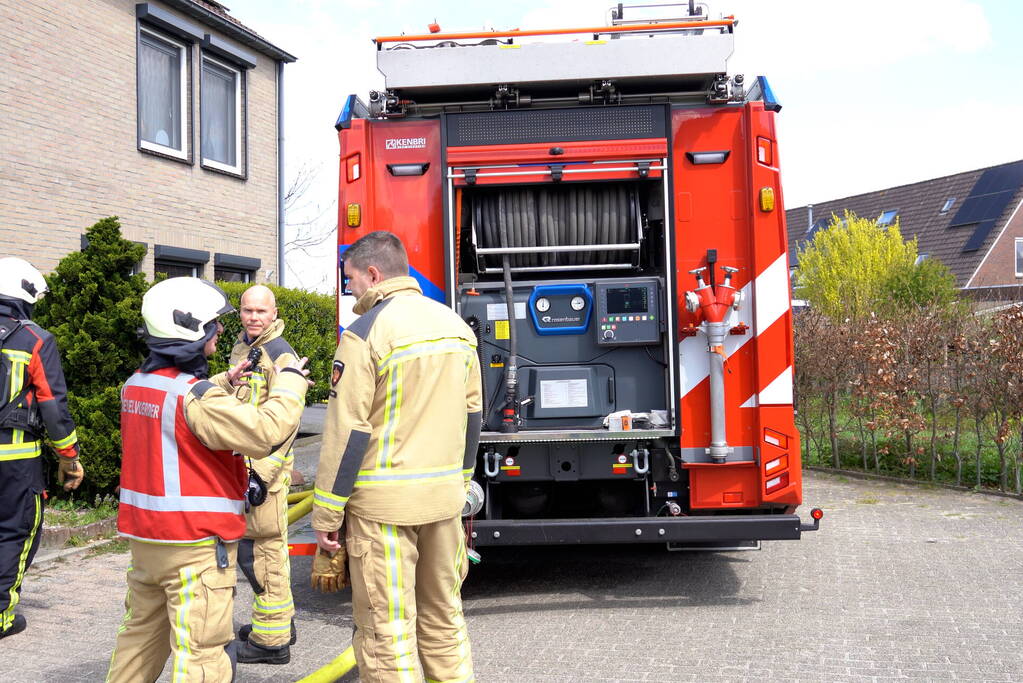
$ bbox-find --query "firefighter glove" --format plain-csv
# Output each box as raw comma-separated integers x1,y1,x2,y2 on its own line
57,456,84,491
311,545,349,593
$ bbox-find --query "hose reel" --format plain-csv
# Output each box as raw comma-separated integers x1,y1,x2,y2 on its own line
469,183,642,273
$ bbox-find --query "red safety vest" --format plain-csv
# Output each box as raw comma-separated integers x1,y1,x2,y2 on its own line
118,367,247,543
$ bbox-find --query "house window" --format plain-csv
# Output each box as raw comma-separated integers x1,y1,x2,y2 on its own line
1016,238,1023,278
915,254,929,265
201,55,243,174
213,253,260,283
154,245,209,278
138,28,188,159
941,198,956,214
214,268,251,283
878,210,898,226
156,261,201,278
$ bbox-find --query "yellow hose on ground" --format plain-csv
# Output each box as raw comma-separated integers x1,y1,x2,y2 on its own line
287,491,355,682
294,646,357,682
288,489,314,504
287,494,314,525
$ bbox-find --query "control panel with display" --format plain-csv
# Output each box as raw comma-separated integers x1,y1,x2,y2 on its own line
594,278,661,345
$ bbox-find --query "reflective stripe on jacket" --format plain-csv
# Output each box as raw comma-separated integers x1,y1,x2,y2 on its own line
312,277,483,529
118,368,247,544
224,319,299,490
0,314,78,461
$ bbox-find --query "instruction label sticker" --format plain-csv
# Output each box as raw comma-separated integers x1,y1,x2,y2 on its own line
486,302,527,321
494,320,510,340
540,379,589,409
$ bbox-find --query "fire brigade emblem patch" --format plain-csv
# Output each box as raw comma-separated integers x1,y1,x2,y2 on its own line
331,361,345,386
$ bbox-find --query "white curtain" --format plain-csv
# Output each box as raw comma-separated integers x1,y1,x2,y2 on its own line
139,33,181,150
202,60,237,166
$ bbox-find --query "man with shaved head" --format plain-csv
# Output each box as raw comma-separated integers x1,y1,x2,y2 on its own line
223,283,302,665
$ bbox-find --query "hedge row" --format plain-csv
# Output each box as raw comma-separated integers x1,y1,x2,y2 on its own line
33,217,337,498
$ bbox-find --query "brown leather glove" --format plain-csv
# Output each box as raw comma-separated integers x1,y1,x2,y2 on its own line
311,545,349,592
57,456,84,491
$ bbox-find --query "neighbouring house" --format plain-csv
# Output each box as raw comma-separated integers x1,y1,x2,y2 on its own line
786,160,1023,304
0,0,296,283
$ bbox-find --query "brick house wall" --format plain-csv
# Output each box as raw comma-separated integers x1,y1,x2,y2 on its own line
966,197,1023,289
0,0,287,281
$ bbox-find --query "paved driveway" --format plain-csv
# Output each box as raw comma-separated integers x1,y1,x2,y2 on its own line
6,469,1023,682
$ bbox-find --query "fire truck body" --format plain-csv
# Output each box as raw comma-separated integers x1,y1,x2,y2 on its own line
336,5,820,547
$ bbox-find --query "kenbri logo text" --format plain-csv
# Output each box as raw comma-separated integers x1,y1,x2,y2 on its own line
385,137,427,150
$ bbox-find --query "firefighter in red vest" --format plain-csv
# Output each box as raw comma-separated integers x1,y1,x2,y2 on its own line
106,278,311,683
0,257,83,641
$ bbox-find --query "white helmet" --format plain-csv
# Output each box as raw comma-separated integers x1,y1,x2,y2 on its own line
142,278,235,342
0,257,48,304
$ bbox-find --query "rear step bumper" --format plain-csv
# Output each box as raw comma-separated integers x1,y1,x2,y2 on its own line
470,512,821,546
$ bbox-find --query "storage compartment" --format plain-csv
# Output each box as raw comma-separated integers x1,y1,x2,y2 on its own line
522,365,614,419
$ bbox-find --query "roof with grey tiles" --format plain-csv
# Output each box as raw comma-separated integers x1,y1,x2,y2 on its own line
786,160,1023,286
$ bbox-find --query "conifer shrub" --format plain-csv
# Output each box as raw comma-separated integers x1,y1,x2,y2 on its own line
34,217,148,498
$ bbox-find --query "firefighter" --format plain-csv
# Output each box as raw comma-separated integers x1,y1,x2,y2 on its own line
313,231,482,682
106,277,310,683
0,256,83,640
225,284,300,665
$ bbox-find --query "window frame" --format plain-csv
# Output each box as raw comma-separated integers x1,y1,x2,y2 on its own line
137,25,191,161
154,245,209,279
200,53,245,177
1015,238,1023,278
877,209,898,227
155,260,202,278
214,267,253,283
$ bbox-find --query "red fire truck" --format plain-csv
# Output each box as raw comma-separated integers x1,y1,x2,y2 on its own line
333,3,821,548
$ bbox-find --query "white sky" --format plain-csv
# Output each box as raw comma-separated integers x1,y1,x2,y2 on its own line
238,0,1023,290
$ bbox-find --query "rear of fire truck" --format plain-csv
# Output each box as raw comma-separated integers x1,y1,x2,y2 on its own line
335,2,822,548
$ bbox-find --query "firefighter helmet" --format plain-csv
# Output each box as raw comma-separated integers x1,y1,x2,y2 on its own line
0,257,48,304
142,278,235,342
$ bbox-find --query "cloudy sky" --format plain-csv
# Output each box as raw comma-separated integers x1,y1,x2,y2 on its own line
238,0,1023,290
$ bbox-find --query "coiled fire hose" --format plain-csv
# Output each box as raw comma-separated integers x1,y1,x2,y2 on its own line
286,489,357,681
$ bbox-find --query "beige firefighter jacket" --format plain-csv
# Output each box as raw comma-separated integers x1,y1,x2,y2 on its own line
312,276,483,530
184,367,309,460
212,319,300,492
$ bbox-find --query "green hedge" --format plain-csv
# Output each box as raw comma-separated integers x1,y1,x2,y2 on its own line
208,282,337,404
32,217,336,500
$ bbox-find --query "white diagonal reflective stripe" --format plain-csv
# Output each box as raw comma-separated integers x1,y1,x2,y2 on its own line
680,253,791,398
753,253,790,337
759,366,793,405
119,487,245,514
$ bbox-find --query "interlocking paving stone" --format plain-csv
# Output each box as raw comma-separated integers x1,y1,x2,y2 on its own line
4,469,1023,682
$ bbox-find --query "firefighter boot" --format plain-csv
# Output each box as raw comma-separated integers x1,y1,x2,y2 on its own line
236,639,290,665
0,614,27,639
238,619,297,645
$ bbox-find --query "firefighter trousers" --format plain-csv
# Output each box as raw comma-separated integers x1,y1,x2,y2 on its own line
240,485,294,647
0,457,44,633
347,512,473,683
107,540,238,683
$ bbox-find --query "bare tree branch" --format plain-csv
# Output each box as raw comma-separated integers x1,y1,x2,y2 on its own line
283,160,338,289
